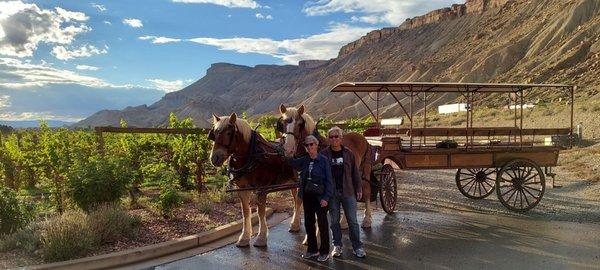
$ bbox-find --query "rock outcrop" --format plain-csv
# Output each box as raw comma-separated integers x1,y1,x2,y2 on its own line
77,0,600,128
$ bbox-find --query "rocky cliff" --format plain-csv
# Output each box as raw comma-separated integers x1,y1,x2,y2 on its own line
76,0,600,128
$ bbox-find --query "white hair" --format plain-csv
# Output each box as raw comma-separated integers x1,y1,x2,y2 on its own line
305,135,318,145
327,126,343,137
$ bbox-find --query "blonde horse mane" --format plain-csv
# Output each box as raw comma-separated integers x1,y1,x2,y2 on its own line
283,107,316,135
214,116,252,143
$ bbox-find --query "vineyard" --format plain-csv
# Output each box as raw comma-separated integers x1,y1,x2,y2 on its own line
0,112,374,266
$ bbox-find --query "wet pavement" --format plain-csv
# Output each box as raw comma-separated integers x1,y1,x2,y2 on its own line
152,210,600,270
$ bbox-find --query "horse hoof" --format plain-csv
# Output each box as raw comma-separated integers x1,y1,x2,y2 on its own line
361,221,372,228
236,238,250,247
289,222,300,232
340,223,349,230
253,237,268,247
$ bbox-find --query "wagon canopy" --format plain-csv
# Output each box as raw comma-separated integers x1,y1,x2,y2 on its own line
330,82,573,93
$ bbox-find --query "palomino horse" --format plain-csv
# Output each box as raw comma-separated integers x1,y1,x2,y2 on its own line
209,112,297,247
278,104,375,230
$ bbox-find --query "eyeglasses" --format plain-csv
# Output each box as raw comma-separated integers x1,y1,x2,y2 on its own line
328,135,339,139
304,143,315,147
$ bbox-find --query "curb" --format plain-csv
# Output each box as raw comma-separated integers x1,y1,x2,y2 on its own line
29,208,274,270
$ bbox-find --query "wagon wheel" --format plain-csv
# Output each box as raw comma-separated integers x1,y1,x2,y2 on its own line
495,159,545,213
378,164,397,214
455,168,496,199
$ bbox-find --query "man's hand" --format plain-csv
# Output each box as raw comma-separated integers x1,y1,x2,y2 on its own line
320,199,328,207
356,192,363,201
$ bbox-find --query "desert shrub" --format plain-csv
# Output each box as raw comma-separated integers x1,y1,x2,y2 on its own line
39,211,94,262
67,155,129,212
196,196,214,215
87,204,140,244
0,186,31,235
0,220,42,253
207,187,237,204
158,187,183,218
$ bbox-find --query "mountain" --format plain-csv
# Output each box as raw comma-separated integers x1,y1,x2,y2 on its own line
1,120,75,128
76,0,600,128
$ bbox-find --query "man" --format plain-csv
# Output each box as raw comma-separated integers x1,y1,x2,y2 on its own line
321,126,366,258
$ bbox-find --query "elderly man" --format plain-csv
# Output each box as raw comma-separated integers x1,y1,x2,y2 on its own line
321,126,366,258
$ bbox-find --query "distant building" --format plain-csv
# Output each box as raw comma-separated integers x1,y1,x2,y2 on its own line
438,103,467,114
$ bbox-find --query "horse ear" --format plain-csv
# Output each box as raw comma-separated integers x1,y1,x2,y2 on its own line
229,112,237,124
298,104,305,115
279,104,286,114
212,113,220,124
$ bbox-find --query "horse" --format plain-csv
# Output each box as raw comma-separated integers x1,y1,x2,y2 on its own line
277,104,375,229
208,112,297,247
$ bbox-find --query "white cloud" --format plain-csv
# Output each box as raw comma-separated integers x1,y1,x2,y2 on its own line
51,44,108,60
122,18,143,28
103,20,112,25
0,95,10,108
76,64,100,71
0,111,84,122
91,3,107,12
54,7,89,22
172,0,260,9
0,1,91,57
147,79,185,92
139,35,181,44
255,13,273,20
0,57,130,89
188,23,375,64
303,0,461,25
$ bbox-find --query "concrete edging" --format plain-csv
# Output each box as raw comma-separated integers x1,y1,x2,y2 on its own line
29,208,274,270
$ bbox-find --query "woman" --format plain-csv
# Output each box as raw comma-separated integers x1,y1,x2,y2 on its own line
288,135,333,262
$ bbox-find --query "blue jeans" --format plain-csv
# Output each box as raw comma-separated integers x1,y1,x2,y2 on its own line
329,192,362,250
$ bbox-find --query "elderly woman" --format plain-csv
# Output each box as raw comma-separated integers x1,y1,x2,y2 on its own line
288,135,333,262
321,126,365,258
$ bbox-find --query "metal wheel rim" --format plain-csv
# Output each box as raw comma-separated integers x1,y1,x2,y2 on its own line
455,168,496,199
495,159,545,212
379,164,397,214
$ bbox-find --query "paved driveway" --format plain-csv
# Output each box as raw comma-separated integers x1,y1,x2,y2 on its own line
153,209,600,270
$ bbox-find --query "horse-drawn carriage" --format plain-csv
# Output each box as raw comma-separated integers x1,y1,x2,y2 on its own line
330,82,576,213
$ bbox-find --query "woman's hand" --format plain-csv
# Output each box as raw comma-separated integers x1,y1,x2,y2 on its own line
320,199,328,207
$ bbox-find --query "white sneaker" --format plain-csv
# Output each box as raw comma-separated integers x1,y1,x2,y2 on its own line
331,246,343,257
353,248,366,258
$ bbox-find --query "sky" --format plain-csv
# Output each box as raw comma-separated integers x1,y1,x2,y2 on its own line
0,0,462,123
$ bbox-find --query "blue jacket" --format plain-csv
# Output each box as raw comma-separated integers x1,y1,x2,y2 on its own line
289,154,333,202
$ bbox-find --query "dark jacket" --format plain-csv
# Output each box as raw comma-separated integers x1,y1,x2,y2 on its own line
321,146,362,198
288,154,333,202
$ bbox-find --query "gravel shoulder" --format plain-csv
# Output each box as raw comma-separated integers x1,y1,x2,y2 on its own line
392,166,600,224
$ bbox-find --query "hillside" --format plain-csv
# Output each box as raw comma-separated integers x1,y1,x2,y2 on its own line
76,0,600,129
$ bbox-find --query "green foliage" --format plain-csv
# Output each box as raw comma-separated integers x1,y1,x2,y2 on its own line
0,186,31,235
158,187,183,218
39,210,94,262
67,155,129,212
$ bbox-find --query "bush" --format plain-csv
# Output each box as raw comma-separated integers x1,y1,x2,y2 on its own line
158,187,183,218
67,155,129,212
87,204,140,244
0,220,42,253
0,186,30,235
39,211,94,262
196,196,213,215
207,187,237,204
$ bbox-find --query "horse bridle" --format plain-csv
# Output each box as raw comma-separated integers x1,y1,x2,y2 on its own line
208,123,239,155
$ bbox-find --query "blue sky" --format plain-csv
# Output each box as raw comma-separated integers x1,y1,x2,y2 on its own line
0,0,461,122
